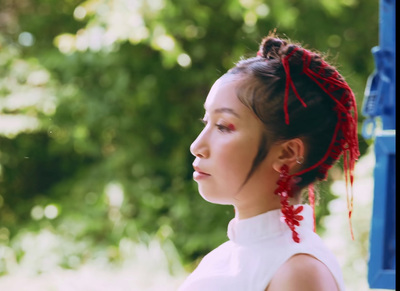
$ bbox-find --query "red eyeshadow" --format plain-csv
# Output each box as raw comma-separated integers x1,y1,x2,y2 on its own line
228,124,236,131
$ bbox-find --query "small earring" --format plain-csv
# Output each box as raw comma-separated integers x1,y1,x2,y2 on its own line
296,156,304,164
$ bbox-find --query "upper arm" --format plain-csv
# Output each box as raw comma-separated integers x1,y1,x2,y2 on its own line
266,254,340,291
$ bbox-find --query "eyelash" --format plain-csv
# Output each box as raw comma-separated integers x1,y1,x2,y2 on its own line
199,118,234,133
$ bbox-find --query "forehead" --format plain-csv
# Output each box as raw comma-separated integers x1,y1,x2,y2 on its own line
204,75,243,112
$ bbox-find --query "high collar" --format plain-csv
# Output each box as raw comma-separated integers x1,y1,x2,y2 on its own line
227,204,313,245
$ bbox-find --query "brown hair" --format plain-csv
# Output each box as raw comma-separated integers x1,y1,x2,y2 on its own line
227,32,359,191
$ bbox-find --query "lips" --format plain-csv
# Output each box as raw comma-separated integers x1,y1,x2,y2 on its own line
193,166,209,175
193,165,211,180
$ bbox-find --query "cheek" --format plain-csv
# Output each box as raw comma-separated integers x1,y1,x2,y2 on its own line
197,135,261,204
216,139,258,182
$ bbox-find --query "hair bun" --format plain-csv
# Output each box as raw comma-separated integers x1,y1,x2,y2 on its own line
259,36,287,59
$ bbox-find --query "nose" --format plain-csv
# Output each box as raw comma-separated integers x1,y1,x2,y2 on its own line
190,129,209,158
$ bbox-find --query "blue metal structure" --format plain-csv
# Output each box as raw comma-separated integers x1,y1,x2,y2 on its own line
362,0,396,289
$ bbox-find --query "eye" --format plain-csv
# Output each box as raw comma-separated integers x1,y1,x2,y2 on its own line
216,123,235,133
199,117,235,133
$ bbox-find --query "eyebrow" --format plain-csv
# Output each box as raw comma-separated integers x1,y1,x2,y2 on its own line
204,107,241,118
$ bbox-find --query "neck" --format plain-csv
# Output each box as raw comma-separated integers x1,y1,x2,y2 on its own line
234,195,301,220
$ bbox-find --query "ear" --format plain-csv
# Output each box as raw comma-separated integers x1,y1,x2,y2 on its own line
272,138,305,173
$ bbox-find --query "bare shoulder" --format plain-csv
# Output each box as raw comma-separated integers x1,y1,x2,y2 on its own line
266,254,339,291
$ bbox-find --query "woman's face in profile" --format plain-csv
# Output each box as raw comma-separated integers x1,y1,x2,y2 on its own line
190,75,271,205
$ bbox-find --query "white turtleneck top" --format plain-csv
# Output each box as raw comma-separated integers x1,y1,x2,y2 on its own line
178,204,345,291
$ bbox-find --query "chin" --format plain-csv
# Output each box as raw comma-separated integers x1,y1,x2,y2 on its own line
198,190,233,205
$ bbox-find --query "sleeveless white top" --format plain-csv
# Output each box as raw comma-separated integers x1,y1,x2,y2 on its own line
178,204,345,291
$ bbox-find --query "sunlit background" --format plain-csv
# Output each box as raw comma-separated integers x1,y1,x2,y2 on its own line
0,0,385,290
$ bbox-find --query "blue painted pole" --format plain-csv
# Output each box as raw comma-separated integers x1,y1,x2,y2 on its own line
362,0,396,289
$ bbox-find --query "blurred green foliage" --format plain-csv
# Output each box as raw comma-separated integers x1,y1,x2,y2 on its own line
0,0,376,273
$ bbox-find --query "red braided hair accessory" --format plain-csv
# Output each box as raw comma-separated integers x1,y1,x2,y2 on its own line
260,46,360,242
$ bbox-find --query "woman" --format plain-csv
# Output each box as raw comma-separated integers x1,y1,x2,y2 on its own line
178,32,359,291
